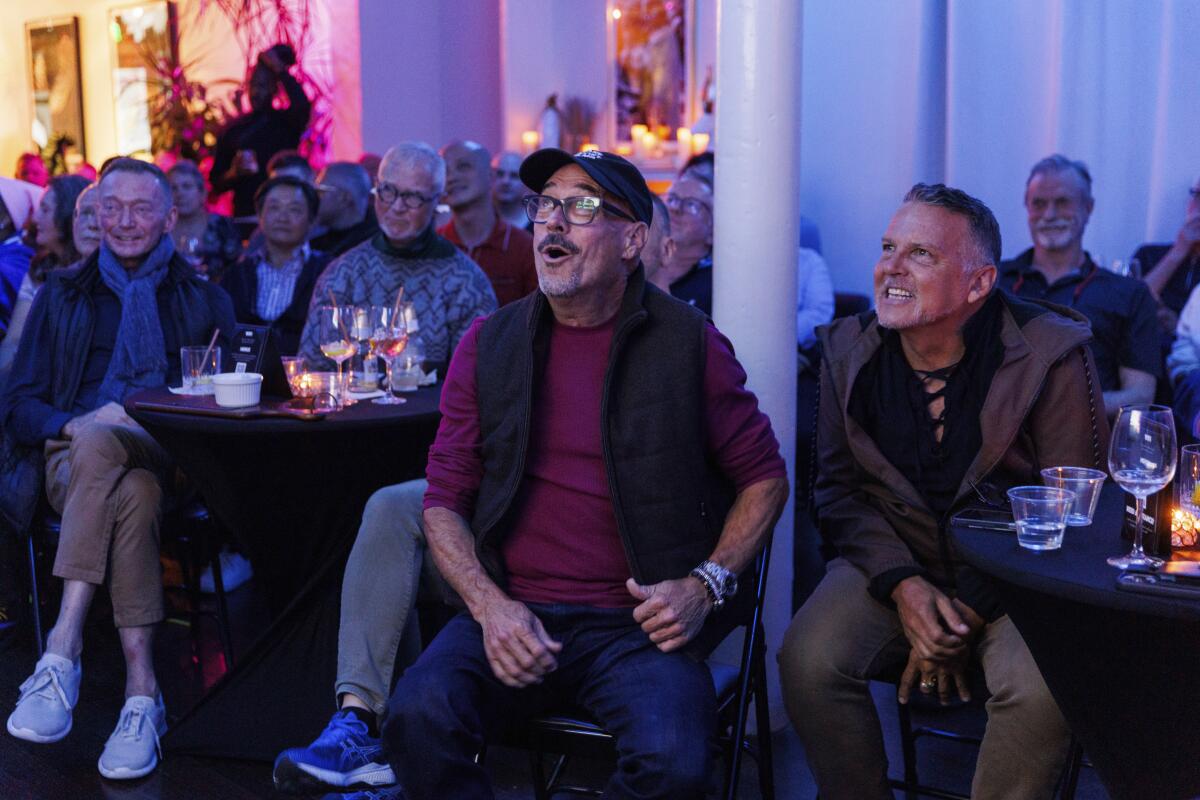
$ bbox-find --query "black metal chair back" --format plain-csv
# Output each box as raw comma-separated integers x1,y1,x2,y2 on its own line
493,541,776,800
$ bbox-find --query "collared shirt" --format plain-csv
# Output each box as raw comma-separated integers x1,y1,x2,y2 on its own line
998,248,1162,390
255,243,310,323
670,254,714,315
438,217,537,307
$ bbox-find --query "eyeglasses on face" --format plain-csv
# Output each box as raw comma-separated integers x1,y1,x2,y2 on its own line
665,193,712,217
523,194,636,226
372,183,437,210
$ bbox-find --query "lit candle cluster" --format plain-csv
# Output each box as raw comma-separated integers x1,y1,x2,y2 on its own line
1170,508,1198,547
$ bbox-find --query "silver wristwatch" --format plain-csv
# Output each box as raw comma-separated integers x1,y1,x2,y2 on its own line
690,560,738,609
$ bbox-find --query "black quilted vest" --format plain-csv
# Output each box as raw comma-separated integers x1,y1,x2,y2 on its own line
471,268,746,652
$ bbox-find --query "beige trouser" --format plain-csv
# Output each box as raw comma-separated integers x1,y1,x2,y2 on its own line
44,422,173,628
778,558,1071,800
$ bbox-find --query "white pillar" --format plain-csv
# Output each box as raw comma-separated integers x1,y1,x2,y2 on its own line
712,0,801,728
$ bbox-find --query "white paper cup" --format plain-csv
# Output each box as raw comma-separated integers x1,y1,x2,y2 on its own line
212,372,263,408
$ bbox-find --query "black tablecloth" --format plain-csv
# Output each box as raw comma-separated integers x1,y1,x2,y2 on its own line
127,387,440,760
953,484,1200,800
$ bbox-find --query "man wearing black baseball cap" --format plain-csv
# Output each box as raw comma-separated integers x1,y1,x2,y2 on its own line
382,148,788,799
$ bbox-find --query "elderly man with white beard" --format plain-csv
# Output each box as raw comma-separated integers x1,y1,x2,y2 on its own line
998,154,1160,418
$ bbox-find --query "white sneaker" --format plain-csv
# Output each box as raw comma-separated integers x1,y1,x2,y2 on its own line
7,653,81,743
199,549,254,594
97,693,167,780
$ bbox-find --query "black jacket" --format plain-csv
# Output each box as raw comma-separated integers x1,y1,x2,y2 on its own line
0,251,235,538
219,250,330,356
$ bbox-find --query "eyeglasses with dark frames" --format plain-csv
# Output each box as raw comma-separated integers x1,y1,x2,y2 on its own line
665,193,713,218
523,194,637,226
372,183,437,210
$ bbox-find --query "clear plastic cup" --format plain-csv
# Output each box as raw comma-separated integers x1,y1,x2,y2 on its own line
1007,486,1076,551
1040,467,1106,526
181,345,221,394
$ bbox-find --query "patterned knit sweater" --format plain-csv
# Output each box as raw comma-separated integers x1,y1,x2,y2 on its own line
298,233,498,367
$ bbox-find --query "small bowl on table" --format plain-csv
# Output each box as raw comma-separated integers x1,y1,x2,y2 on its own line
212,372,263,408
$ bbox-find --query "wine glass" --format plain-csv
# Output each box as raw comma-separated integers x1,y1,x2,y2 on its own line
1108,404,1177,569
317,305,358,409
372,313,410,405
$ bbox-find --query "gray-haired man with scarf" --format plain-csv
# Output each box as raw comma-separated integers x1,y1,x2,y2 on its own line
1,159,234,780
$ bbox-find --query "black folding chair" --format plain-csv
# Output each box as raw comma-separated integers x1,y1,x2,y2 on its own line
495,543,776,800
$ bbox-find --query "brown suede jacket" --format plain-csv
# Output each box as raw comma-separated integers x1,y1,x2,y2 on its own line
814,291,1111,588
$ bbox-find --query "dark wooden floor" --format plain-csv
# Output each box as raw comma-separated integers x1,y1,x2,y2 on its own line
0,577,1111,800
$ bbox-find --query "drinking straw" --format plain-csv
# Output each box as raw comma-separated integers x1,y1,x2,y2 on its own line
199,328,220,371
391,285,406,326
328,290,350,340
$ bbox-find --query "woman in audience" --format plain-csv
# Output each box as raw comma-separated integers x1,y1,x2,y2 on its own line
29,175,91,279
0,179,96,385
167,160,242,281
219,175,329,354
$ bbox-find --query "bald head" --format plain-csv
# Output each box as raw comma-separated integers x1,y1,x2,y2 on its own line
491,150,524,206
441,140,493,211
317,161,372,227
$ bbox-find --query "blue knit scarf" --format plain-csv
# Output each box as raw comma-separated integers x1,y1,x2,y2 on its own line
96,236,174,404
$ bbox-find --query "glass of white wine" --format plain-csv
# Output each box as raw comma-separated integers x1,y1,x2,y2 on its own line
317,305,358,409
1108,404,1176,569
372,313,410,405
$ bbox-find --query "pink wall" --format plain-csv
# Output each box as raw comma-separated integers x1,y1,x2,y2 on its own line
358,0,502,156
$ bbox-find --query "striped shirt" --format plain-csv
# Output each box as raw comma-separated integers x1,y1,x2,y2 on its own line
255,243,310,322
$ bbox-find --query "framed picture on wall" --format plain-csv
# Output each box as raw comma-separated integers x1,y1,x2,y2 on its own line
109,1,179,157
26,16,87,162
606,0,697,152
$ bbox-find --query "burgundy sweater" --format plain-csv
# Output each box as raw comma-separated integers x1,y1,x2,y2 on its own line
425,313,785,607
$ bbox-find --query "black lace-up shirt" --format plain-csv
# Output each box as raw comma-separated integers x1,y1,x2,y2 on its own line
848,293,1006,613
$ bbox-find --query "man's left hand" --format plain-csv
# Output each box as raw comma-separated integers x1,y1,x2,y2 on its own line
626,576,712,653
897,647,972,706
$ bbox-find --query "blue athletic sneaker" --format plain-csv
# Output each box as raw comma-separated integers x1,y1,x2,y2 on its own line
320,786,406,800
273,710,396,794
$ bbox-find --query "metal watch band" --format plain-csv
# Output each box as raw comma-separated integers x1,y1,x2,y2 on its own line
692,560,737,608
689,566,723,608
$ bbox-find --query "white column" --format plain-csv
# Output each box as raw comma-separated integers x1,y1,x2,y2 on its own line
712,0,801,728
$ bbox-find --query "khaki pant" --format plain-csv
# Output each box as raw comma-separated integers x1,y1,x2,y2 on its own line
44,422,172,628
778,558,1070,800
335,479,450,717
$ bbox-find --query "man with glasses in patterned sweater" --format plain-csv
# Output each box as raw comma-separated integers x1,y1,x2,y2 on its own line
297,141,496,370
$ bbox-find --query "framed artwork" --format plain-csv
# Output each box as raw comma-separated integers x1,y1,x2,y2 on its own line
26,17,86,159
109,1,179,156
607,0,696,146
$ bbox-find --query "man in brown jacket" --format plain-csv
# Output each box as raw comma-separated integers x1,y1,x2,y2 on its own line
779,183,1108,800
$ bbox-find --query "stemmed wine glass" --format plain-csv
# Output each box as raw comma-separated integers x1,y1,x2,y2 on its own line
371,311,410,405
317,305,358,409
1108,404,1176,569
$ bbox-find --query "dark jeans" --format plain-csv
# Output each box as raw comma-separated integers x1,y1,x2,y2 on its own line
382,603,718,800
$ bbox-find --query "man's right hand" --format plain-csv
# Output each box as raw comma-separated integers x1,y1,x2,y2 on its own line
891,575,970,661
1173,216,1200,259
61,402,137,439
477,597,562,688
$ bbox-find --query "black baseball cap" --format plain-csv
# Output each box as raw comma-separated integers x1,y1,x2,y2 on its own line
520,148,653,226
